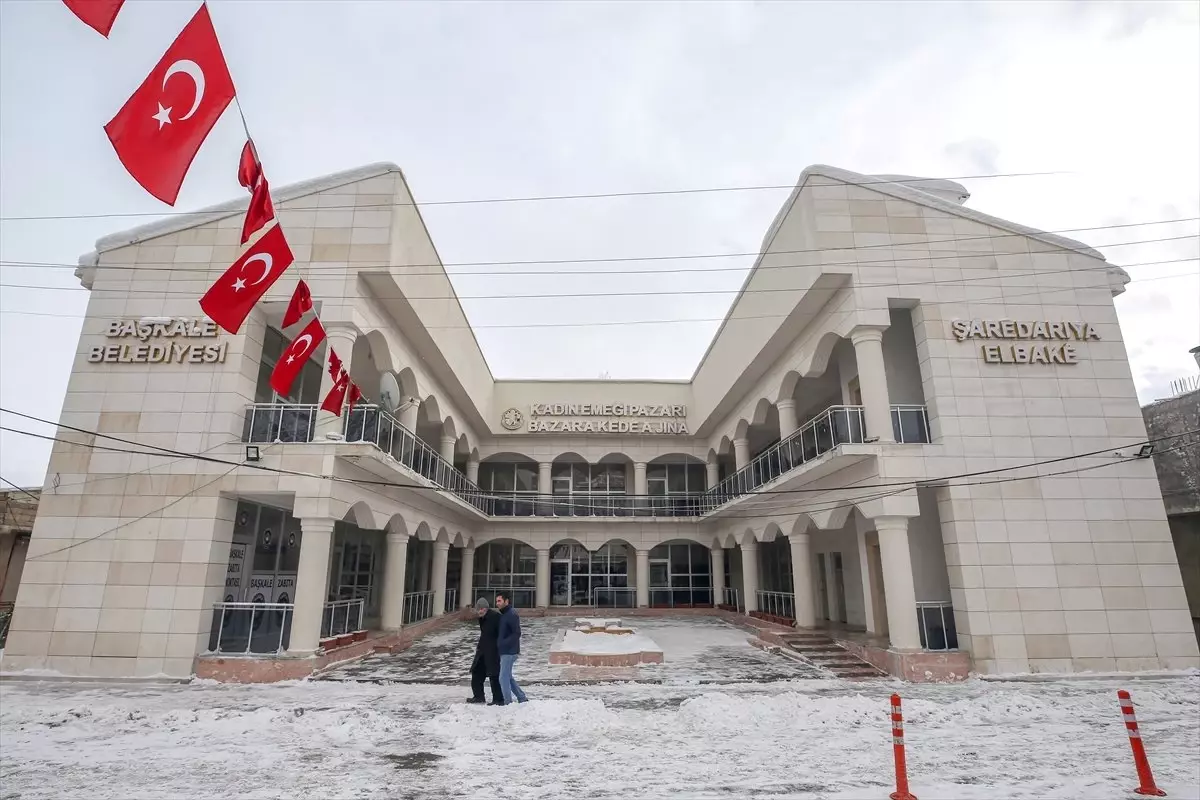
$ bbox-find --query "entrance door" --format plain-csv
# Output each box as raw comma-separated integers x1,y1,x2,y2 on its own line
550,561,570,605
648,561,669,606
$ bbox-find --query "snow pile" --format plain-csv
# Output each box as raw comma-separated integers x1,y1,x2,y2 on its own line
552,629,663,656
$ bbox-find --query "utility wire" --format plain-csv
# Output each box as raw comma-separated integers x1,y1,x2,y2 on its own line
2,220,1195,275
0,266,1192,326
0,474,40,501
4,406,1196,499
0,170,1068,222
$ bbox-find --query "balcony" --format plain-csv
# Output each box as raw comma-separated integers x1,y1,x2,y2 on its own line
240,403,929,519
242,403,489,513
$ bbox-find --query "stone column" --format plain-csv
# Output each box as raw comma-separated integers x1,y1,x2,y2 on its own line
634,462,648,515
314,324,361,440
777,398,798,440
381,532,409,629
733,438,750,470
399,400,420,432
431,541,450,616
465,456,480,485
789,532,815,628
856,527,877,634
875,516,921,650
635,549,650,608
535,548,550,607
459,546,475,609
439,435,456,464
711,547,726,606
288,518,335,653
537,462,553,515
850,326,894,443
741,542,759,612
414,541,429,592
705,461,719,490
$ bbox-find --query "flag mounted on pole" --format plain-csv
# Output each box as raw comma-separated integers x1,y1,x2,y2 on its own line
199,224,294,334
237,140,275,243
237,140,262,190
321,368,350,416
63,0,125,37
104,4,235,205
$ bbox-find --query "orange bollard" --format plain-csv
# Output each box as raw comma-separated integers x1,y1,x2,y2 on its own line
889,693,917,800
1118,690,1167,797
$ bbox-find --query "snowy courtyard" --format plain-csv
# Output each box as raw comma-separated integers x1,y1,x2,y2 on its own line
1,617,1198,799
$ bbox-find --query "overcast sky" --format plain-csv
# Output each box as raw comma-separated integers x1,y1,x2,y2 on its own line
1,0,1198,488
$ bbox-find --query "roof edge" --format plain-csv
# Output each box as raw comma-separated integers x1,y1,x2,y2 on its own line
91,162,404,254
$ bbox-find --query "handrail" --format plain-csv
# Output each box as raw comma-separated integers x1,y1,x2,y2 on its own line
321,598,364,639
756,590,796,621
915,600,958,651
403,590,435,624
208,601,294,655
241,402,929,518
590,586,637,608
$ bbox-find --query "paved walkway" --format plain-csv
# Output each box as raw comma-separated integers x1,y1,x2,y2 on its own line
319,615,827,684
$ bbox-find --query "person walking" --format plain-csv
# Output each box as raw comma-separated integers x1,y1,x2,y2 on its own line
468,597,504,706
495,591,528,704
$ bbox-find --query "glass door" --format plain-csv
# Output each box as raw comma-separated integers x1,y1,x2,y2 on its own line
550,561,571,605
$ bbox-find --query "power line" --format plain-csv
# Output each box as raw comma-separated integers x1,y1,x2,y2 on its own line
4,406,1196,499
0,267,1193,327
0,474,40,501
0,170,1068,223
4,256,1193,304
2,219,1195,275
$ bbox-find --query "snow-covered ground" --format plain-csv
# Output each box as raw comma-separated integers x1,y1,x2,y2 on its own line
1,618,1198,799
1,677,1198,798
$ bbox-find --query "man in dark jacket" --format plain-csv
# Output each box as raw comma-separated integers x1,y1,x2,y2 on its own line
495,591,528,704
468,597,504,705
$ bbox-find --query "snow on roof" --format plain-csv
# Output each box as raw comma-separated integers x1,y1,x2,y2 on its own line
79,162,403,266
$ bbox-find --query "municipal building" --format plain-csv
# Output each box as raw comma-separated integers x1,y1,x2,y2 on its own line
6,164,1198,681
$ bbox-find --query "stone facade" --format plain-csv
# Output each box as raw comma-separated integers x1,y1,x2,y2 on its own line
4,163,1197,681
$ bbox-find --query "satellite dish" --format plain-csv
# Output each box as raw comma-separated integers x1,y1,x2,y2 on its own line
379,372,401,413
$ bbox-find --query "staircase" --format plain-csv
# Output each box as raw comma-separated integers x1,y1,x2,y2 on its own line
778,631,885,679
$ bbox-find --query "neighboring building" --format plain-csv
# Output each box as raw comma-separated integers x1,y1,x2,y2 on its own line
0,487,39,648
1142,349,1200,645
4,163,1198,681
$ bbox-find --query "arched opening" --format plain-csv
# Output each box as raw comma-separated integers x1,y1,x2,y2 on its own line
549,452,630,517
479,453,539,517
647,539,713,608
647,453,707,515
547,538,634,607
349,330,393,406
328,507,385,631
472,538,537,610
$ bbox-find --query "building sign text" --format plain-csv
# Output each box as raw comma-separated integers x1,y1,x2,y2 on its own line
506,403,690,434
951,320,1100,365
88,317,228,365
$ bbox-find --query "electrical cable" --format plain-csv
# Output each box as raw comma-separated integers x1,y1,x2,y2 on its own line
0,170,1070,222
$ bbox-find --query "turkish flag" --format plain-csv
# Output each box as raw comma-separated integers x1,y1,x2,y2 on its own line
271,318,326,398
347,382,363,413
327,349,343,381
199,224,294,334
282,280,313,328
240,176,276,244
321,369,350,416
237,140,261,191
63,0,125,37
104,5,235,205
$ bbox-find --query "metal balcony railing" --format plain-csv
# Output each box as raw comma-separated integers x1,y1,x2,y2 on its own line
241,402,928,519
445,588,458,613
207,602,294,655
590,586,637,608
321,598,364,639
916,600,959,651
721,587,743,612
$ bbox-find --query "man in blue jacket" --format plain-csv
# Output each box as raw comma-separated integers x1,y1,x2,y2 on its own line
495,591,528,704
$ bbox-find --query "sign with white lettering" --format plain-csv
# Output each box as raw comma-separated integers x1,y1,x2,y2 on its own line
509,403,690,434
88,317,227,365
951,320,1100,365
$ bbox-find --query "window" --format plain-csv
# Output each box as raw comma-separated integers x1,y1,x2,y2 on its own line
327,522,382,620
255,327,323,405
477,461,539,516
647,461,706,515
548,542,631,606
552,462,628,516
473,541,537,601
647,542,712,607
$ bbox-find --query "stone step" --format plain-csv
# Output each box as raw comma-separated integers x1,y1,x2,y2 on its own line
774,635,886,679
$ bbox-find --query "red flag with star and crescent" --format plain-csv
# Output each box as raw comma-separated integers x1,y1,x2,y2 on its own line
199,224,294,334
271,318,326,397
241,176,276,244
282,280,313,328
104,4,235,205
63,0,126,37
237,140,261,191
320,368,350,416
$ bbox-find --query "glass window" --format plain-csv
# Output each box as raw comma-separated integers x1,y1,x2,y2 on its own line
667,465,688,494
646,542,714,608
473,541,536,606
687,463,706,492
489,543,513,573
514,464,537,492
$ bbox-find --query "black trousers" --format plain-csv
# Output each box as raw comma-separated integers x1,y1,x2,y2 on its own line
471,658,503,703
